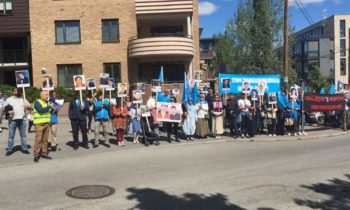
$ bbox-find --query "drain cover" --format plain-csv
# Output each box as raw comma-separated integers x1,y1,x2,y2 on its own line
66,185,115,199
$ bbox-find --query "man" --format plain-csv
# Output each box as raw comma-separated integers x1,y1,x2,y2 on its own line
68,92,90,150
88,79,95,88
157,104,170,120
93,93,111,147
118,84,127,95
222,79,230,89
33,91,55,162
166,97,179,142
170,106,180,121
0,92,4,133
205,88,215,133
49,95,61,151
4,88,32,156
42,76,53,88
242,82,251,92
238,94,251,138
225,93,240,138
74,76,85,88
16,72,29,85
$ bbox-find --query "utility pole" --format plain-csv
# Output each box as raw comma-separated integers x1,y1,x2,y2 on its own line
283,0,289,90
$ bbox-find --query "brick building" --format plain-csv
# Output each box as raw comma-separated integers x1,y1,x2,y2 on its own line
29,0,200,88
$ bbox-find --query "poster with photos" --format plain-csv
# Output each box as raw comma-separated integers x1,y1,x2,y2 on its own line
86,78,96,90
132,90,143,104
257,81,266,96
117,83,128,97
99,73,110,88
251,89,258,101
156,102,182,123
199,82,210,93
151,79,162,92
73,75,86,91
106,78,116,91
15,70,30,88
268,93,277,104
242,81,251,94
42,75,54,91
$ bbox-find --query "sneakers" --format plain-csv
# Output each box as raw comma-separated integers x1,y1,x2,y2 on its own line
302,132,308,136
0,127,2,133
288,133,291,136
5,151,14,156
299,132,302,136
268,134,272,137
273,134,276,137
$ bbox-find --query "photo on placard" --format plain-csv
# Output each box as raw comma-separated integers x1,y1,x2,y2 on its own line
151,79,161,92
251,89,258,101
86,78,96,90
42,75,54,91
268,93,277,104
290,87,298,99
156,102,182,123
132,90,143,104
172,84,180,95
73,75,86,91
242,81,251,93
343,84,349,93
106,78,116,91
15,70,30,88
200,82,210,94
117,83,128,97
213,101,223,110
99,73,110,88
222,78,230,90
140,105,151,117
257,81,266,96
189,79,201,88
136,83,145,94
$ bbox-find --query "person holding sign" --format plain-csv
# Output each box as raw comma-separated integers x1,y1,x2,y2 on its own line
93,93,111,147
225,93,240,138
33,91,55,162
195,94,209,138
130,103,142,144
183,98,197,141
264,95,278,136
211,94,224,139
112,99,128,147
15,71,30,87
3,88,32,156
68,92,90,150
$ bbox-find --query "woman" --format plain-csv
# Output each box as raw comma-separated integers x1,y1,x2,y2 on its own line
212,94,224,138
112,99,128,147
130,103,142,144
264,99,277,136
286,97,300,136
195,94,209,138
183,99,197,141
125,96,133,136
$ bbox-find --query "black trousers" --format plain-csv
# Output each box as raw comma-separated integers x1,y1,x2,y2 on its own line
208,111,213,132
87,111,93,131
267,119,276,135
28,120,33,132
166,122,178,140
276,112,285,136
71,120,88,146
229,116,240,137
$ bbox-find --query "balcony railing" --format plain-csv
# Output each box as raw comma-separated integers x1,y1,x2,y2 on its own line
135,0,193,15
0,49,29,65
129,36,194,58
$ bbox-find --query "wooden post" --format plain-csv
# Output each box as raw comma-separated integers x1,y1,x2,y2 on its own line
22,87,26,101
102,88,105,102
79,89,83,110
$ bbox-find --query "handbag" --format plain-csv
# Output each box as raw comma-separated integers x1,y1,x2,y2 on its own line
284,118,294,126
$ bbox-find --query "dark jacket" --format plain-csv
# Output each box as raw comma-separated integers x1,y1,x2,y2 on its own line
68,99,89,121
225,99,239,116
206,94,215,110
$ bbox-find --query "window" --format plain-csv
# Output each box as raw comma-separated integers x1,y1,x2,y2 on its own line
57,64,82,87
340,58,346,76
55,21,81,44
151,26,184,37
102,19,119,43
340,39,346,57
0,0,12,15
330,50,334,60
340,20,346,38
103,63,121,82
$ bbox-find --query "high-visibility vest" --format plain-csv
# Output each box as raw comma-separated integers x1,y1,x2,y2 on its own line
33,99,51,125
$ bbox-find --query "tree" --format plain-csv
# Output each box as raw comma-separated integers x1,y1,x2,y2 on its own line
307,66,328,92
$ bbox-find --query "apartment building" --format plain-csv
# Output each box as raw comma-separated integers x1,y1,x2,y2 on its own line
0,0,31,86
29,0,199,88
200,37,216,80
294,15,350,84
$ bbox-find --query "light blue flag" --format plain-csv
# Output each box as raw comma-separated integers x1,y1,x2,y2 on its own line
320,88,325,94
158,66,164,83
192,82,200,104
328,83,336,94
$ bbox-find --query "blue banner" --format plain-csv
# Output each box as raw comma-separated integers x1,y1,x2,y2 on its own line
219,74,281,94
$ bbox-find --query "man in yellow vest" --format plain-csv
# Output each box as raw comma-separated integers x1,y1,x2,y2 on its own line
33,91,55,162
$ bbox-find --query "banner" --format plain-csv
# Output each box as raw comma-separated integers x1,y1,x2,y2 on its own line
156,102,182,123
304,93,345,112
219,74,281,94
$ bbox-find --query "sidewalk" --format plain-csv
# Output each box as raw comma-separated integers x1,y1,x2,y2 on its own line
0,116,348,167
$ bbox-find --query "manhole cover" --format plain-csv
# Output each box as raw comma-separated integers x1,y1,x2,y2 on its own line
66,185,115,199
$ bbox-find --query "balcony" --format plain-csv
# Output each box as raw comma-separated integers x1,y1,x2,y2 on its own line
128,36,194,59
0,49,29,66
135,0,193,15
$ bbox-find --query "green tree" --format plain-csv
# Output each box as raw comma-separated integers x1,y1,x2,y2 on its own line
307,66,329,92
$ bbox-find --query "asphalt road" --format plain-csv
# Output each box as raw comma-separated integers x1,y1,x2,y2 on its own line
0,133,349,210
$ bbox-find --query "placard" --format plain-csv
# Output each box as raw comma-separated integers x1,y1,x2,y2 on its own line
42,75,54,91
73,75,86,91
99,73,110,88
156,102,182,123
117,83,128,97
106,78,115,91
86,78,96,90
133,90,143,104
136,83,145,94
15,70,30,88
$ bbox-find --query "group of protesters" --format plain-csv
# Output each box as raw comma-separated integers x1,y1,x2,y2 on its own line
0,84,349,163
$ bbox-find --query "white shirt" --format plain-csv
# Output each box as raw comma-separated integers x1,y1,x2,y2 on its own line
3,96,30,120
238,99,250,112
147,97,156,110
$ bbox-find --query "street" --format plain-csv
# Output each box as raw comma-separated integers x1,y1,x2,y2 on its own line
0,129,349,210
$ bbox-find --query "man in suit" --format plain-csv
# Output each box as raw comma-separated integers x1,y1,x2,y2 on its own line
16,72,29,85
68,92,89,150
42,76,53,88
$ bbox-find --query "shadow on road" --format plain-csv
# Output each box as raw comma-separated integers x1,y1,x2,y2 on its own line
294,174,350,209
126,187,247,210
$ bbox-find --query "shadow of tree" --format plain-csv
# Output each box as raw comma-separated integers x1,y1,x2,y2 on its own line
294,174,350,209
126,187,247,210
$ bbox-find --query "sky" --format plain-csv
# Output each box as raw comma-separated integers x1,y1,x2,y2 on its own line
199,0,350,38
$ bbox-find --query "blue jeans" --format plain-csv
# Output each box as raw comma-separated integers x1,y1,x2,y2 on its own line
8,119,28,151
